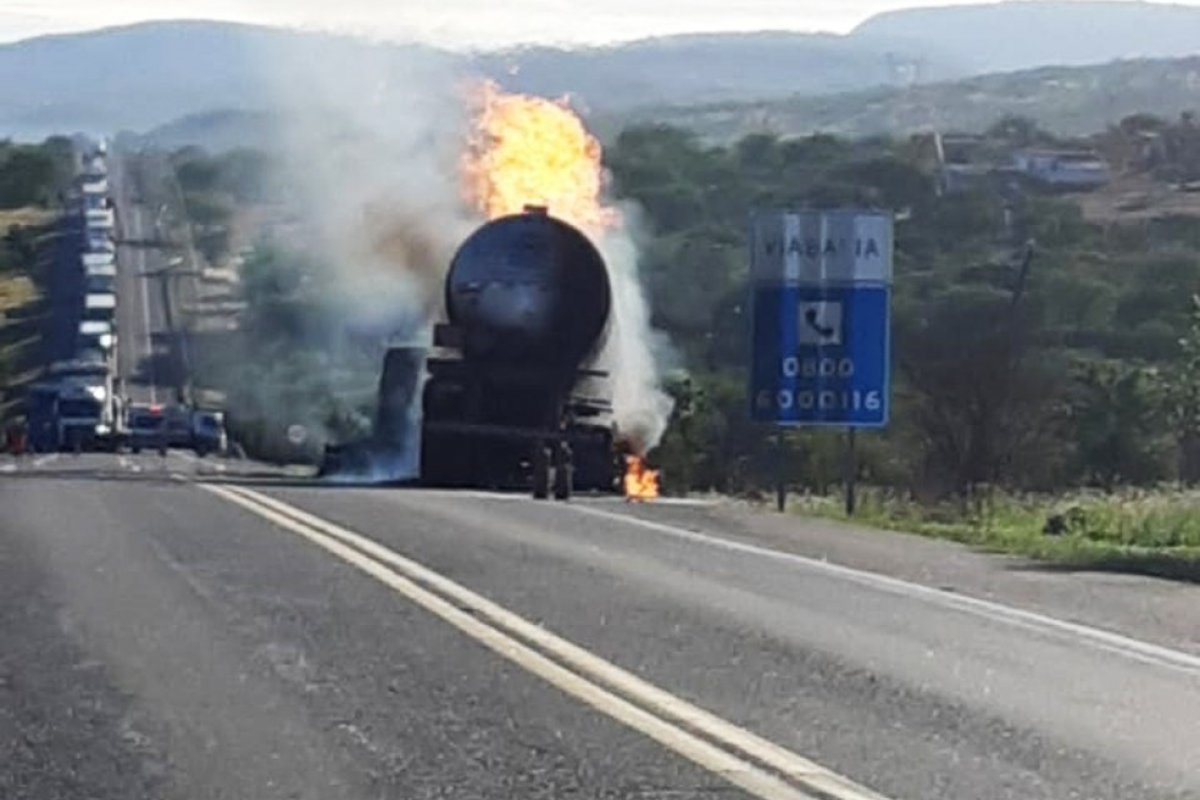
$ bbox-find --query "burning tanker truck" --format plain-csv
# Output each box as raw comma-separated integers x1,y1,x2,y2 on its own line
321,204,625,499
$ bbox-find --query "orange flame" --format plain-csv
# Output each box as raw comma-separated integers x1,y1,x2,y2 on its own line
624,455,660,501
462,81,618,238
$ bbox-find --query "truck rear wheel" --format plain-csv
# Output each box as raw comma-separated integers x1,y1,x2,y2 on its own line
553,442,573,501
532,444,551,500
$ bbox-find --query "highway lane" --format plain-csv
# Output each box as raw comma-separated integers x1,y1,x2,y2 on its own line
0,458,766,800
248,485,1200,799
1,463,1198,799
110,153,175,407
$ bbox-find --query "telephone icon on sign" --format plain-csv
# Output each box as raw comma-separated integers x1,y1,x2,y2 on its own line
797,301,843,345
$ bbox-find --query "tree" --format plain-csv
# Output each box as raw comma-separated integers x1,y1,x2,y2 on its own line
1071,361,1168,490
897,284,1066,496
0,148,57,208
1160,295,1200,483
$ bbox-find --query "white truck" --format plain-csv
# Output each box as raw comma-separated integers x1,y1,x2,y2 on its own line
77,320,116,359
82,252,115,271
83,292,117,324
47,359,118,451
85,207,115,232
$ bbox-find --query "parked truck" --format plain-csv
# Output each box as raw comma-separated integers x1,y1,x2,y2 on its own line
47,358,118,451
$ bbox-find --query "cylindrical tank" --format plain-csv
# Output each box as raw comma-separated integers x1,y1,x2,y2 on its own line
446,210,610,376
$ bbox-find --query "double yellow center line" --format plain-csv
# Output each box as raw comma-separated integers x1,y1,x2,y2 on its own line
203,483,894,800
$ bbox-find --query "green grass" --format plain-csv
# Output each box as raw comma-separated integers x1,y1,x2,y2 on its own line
790,488,1200,582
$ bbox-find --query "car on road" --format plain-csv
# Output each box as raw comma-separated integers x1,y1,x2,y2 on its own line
191,409,227,456
163,405,194,448
125,404,167,455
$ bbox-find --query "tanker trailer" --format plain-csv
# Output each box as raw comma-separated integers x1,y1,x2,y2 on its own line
418,206,622,499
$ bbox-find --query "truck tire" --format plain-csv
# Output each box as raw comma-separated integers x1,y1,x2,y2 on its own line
532,443,551,500
553,442,573,501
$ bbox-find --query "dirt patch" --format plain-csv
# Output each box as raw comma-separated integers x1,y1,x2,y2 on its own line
1070,175,1200,222
0,276,37,312
0,207,55,231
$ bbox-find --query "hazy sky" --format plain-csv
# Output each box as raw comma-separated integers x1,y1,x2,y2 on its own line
1,0,1198,47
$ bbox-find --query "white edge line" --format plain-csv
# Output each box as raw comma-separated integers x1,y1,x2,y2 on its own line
215,483,892,800
564,504,1200,676
201,483,825,800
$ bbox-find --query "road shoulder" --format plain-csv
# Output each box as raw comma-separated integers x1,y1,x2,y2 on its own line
589,498,1200,657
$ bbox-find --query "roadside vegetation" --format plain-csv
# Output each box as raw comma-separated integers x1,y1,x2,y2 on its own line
602,113,1200,578
0,138,74,423
792,489,1200,581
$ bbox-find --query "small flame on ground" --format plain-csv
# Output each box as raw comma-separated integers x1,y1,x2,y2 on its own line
624,455,660,501
461,80,619,238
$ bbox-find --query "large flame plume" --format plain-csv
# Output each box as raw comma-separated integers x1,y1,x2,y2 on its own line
461,81,618,236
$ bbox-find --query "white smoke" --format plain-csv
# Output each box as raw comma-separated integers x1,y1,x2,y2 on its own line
231,38,673,463
223,37,475,470
263,41,474,316
596,223,675,453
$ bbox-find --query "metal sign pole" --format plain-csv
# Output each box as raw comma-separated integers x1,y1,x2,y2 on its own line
775,431,787,513
845,427,857,516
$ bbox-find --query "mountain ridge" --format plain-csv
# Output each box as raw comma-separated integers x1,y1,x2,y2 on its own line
7,4,1200,138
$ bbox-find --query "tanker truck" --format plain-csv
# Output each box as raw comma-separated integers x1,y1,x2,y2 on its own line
322,206,623,498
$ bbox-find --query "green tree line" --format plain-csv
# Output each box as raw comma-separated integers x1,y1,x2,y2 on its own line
605,120,1200,499
0,137,73,210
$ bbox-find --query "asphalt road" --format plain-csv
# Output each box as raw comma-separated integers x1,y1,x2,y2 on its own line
1,454,1198,799
109,153,178,407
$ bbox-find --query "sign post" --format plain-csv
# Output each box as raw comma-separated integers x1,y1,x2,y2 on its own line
749,210,893,513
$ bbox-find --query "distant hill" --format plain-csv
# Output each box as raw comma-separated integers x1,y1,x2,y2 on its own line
854,1,1200,74
473,32,958,111
9,4,1200,140
617,56,1200,142
0,21,451,140
0,21,949,140
136,109,281,152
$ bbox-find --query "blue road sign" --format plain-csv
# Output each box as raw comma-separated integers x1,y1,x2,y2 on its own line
750,284,890,426
749,210,892,427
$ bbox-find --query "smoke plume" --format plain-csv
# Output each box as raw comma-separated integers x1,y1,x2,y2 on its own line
596,226,675,453
215,40,672,470
226,38,475,472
